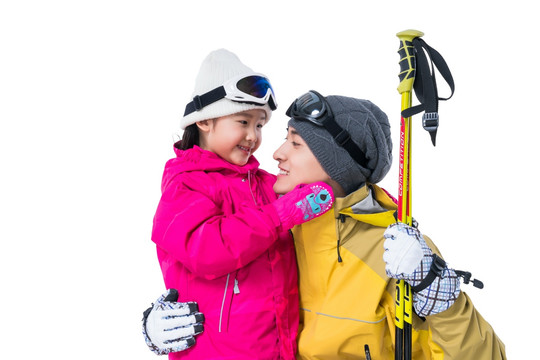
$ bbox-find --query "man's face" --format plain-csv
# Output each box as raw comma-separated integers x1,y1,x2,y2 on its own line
272,126,332,195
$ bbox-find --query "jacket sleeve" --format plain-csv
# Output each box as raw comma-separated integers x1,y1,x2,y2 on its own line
413,235,507,359
152,178,283,279
422,292,506,359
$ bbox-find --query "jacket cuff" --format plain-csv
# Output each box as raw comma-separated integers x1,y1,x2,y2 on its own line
424,290,466,321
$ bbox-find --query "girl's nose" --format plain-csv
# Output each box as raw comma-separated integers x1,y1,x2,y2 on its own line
246,126,257,142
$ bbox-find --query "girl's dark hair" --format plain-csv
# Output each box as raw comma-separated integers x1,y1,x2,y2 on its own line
175,123,199,150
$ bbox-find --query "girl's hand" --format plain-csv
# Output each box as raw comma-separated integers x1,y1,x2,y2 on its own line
272,182,334,230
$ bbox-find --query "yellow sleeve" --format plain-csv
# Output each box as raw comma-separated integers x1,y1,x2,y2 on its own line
420,290,506,359
410,236,506,359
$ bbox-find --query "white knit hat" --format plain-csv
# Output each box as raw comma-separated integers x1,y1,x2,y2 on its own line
180,49,273,130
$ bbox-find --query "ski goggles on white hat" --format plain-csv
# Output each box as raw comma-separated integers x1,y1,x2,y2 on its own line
286,90,368,167
184,73,277,116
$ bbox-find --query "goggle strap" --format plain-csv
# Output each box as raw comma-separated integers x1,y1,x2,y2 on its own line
322,119,368,168
184,86,227,116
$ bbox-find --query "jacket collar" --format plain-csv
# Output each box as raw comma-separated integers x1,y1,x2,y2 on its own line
334,184,397,228
162,145,261,190
173,145,261,174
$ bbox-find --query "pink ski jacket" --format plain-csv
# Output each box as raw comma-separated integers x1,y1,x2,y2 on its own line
152,145,299,360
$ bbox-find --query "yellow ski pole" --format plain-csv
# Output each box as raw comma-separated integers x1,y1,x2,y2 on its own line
395,29,424,360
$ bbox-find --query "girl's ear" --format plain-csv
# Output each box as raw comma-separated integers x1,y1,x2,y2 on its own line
196,120,210,133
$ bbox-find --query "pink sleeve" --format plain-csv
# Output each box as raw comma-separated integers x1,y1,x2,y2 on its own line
152,181,282,279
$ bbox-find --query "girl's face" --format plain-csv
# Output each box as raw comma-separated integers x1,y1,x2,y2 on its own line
197,109,267,166
273,126,337,195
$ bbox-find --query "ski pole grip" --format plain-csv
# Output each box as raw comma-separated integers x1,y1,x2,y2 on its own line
397,29,424,94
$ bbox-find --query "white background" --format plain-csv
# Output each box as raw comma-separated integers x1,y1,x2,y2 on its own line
1,1,537,358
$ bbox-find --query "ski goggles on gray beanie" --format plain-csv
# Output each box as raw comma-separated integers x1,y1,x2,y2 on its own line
287,90,392,195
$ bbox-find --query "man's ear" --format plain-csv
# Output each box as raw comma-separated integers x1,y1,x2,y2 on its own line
196,120,210,133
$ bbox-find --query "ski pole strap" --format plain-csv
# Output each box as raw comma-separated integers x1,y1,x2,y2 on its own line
411,254,447,292
401,38,455,146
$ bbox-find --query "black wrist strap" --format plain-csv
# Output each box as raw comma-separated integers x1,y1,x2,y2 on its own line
455,270,484,289
411,254,446,292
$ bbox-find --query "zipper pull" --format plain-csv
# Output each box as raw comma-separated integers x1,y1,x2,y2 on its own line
233,278,240,294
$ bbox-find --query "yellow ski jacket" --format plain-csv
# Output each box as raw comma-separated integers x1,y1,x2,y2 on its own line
293,184,506,359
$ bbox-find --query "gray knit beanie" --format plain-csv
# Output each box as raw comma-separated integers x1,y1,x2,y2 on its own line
288,95,392,194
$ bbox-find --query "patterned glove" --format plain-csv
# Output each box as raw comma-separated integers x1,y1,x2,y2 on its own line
142,289,204,355
272,182,334,230
383,223,460,317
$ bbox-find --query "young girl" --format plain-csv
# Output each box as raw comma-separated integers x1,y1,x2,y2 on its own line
144,50,333,359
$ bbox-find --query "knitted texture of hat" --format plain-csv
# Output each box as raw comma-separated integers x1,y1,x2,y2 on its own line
180,49,272,129
288,95,392,194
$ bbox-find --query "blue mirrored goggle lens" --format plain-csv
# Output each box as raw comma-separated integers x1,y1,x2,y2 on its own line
236,76,273,98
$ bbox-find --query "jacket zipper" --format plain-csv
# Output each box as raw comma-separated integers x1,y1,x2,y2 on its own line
219,274,241,333
218,171,251,331
219,273,230,332
247,170,257,205
337,214,347,263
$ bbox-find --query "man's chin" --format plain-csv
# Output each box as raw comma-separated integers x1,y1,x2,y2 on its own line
273,181,292,195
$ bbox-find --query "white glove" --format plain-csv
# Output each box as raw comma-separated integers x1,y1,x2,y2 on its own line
383,223,460,316
142,289,204,355
383,222,430,279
